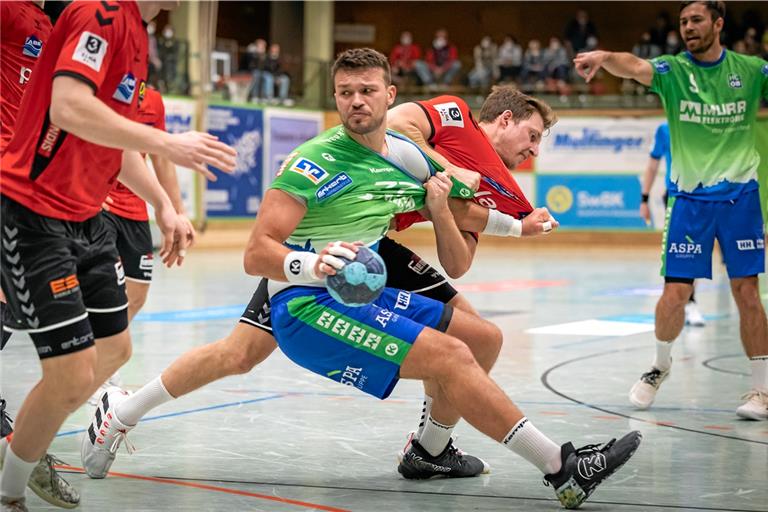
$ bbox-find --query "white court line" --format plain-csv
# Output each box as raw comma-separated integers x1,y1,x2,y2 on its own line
526,319,655,337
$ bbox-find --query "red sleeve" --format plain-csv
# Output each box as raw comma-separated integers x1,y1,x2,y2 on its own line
53,1,123,92
416,96,471,147
151,90,166,131
448,45,458,62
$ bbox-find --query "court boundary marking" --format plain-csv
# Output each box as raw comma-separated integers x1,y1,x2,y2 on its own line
701,354,750,377
57,469,765,512
540,347,768,446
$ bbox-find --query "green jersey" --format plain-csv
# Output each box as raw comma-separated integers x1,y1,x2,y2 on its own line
270,125,469,252
649,50,768,199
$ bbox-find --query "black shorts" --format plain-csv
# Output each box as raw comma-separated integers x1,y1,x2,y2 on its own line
102,211,154,282
0,197,128,359
239,236,458,333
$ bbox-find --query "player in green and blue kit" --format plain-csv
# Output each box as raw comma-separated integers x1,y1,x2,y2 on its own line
575,0,768,420
246,48,641,508
640,122,706,327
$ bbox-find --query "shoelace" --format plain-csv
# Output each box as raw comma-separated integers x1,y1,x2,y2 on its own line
574,438,615,457
109,431,136,456
641,368,665,386
39,454,74,497
741,389,768,403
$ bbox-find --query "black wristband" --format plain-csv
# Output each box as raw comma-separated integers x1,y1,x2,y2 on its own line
641,194,649,203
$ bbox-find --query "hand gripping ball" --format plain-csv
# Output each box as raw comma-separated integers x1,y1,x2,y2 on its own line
325,245,387,307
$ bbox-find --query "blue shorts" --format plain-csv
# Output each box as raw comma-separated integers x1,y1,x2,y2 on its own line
662,189,765,279
271,286,453,399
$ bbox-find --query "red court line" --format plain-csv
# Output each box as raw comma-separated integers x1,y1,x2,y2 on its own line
58,465,350,512
592,415,621,421
702,425,733,431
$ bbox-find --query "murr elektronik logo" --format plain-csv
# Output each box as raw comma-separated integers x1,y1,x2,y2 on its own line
23,35,43,58
113,73,137,104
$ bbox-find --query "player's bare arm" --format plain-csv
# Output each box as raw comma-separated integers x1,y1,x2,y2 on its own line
151,152,197,246
640,157,661,225
50,76,237,178
426,172,476,278
574,51,653,86
244,190,359,281
119,151,192,267
388,102,481,191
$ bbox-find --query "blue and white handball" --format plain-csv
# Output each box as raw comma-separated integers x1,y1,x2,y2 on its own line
326,245,387,307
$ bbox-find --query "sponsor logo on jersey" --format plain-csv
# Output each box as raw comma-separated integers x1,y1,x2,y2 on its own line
289,157,329,184
316,172,352,202
688,73,700,93
38,123,62,158
654,60,670,74
434,101,464,128
679,100,746,125
553,129,643,153
321,152,336,162
113,73,137,104
139,254,154,271
115,260,126,286
668,242,702,255
49,274,80,299
138,80,147,104
394,291,411,311
61,333,94,351
22,35,43,58
276,151,298,177
727,73,742,88
19,66,32,85
335,366,367,389
762,64,768,76
316,311,383,350
737,239,763,251
72,32,108,72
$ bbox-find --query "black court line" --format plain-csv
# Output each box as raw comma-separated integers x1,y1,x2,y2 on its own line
69,473,761,512
540,347,768,446
702,354,750,377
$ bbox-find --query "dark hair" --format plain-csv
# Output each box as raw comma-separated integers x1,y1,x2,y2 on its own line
679,1,726,21
331,48,391,85
479,86,557,130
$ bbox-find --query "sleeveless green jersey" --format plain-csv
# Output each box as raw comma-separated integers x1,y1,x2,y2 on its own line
270,125,470,252
649,50,768,199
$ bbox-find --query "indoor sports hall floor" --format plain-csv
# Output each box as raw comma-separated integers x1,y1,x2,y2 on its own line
2,241,767,512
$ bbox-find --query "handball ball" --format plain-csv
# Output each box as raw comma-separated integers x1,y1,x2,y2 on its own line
326,245,387,307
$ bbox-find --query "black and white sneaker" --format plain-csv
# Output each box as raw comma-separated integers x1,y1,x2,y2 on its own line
398,438,489,479
544,431,642,509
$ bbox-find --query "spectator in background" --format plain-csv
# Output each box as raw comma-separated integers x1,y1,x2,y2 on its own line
468,36,498,90
564,9,597,54
649,11,672,49
743,27,760,55
633,32,661,59
389,31,422,87
497,34,523,83
263,43,292,106
732,39,748,54
147,21,162,88
243,38,268,102
761,31,768,60
543,37,570,82
159,24,180,94
520,39,545,86
664,30,682,54
414,28,461,88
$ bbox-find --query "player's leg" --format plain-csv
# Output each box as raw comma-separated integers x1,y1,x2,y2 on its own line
716,189,768,419
630,196,714,409
81,279,279,478
380,237,500,473
271,286,641,508
0,199,106,508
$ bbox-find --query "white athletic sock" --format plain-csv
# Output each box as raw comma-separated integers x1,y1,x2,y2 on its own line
418,416,455,457
0,445,36,500
414,394,434,440
653,340,674,371
0,438,7,462
502,417,562,475
750,356,768,392
115,376,174,426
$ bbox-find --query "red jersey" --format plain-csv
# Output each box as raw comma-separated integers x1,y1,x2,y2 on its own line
1,0,148,222
395,95,533,232
107,87,165,221
0,1,53,152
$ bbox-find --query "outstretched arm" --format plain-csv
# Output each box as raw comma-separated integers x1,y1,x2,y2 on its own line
573,51,653,86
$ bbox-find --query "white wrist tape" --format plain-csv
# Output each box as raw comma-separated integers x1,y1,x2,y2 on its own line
483,209,523,238
283,251,320,283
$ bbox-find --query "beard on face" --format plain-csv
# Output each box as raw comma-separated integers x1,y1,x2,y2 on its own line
685,28,715,54
343,111,384,135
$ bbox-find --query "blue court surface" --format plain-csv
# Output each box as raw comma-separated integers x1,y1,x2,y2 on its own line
2,243,766,511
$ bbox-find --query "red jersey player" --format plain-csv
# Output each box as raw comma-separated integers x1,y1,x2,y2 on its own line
0,2,235,510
